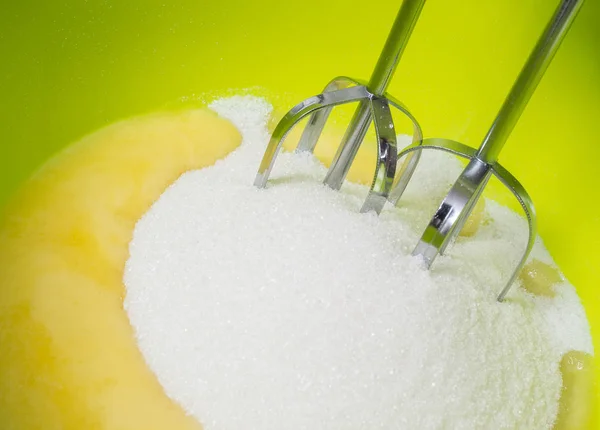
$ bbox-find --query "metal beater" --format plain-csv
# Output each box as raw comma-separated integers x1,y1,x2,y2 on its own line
254,0,426,214
391,0,584,301
255,0,584,301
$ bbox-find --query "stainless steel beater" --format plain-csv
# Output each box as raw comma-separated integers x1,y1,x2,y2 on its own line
254,0,426,214
255,0,584,301
392,0,584,301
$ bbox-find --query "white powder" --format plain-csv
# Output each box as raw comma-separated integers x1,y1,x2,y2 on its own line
124,95,593,430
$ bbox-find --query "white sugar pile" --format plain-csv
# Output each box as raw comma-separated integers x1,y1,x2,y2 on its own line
124,96,593,430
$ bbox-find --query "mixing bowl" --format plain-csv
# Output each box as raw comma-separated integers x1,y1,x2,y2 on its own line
1,0,598,428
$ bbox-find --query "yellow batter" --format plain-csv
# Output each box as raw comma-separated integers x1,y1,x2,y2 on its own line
0,108,594,429
0,109,240,429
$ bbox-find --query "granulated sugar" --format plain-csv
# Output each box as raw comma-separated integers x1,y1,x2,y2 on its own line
124,96,593,430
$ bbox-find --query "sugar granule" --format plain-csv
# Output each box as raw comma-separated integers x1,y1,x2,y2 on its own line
124,95,593,430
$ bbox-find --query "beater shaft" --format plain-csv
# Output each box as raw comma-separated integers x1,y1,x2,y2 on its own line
477,0,585,164
255,0,424,215
401,0,585,301
324,0,426,191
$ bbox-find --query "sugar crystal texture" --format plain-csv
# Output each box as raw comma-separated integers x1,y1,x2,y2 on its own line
124,96,593,430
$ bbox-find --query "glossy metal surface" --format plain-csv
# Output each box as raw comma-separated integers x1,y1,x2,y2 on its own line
403,0,582,300
296,76,364,153
413,157,492,267
255,0,582,301
477,0,585,163
254,85,370,189
361,96,397,213
393,138,536,301
324,0,426,190
492,162,537,302
255,0,425,214
254,80,419,215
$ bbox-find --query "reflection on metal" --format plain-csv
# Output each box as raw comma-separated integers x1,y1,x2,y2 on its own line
255,0,583,301
395,0,583,301
255,0,426,215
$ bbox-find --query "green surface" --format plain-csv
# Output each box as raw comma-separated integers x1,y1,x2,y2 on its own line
1,1,598,204
1,1,599,419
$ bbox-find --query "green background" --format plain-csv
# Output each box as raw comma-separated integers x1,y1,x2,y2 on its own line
1,1,599,409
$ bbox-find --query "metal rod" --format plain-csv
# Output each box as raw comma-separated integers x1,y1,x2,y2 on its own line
476,0,585,164
323,0,426,190
369,0,427,96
